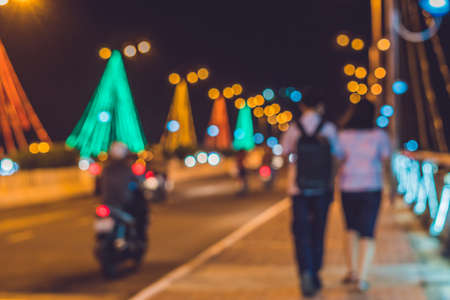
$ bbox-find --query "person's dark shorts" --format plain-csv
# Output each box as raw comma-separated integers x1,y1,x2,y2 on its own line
341,190,382,238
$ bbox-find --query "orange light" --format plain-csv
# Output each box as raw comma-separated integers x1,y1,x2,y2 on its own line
29,143,39,154
374,67,387,79
278,123,289,132
197,68,209,80
232,84,243,96
247,97,257,108
208,88,220,100
268,115,278,125
357,83,368,95
168,73,181,85
123,45,137,58
336,34,350,47
98,152,108,162
347,81,359,93
351,38,365,51
272,103,281,114
38,142,50,154
234,98,246,109
223,87,234,99
137,41,151,54
343,64,356,76
349,93,361,104
253,107,264,118
355,67,367,79
255,94,265,106
370,83,383,95
264,106,275,117
186,72,199,84
99,47,112,60
377,38,391,51
283,111,293,122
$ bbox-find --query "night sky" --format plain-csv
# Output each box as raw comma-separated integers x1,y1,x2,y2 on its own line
0,1,448,146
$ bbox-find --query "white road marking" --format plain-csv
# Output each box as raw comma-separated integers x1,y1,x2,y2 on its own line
130,197,291,300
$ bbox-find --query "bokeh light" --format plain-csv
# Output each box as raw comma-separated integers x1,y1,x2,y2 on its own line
347,81,359,93
0,158,14,172
263,88,275,100
167,120,180,132
349,93,361,104
196,152,208,164
272,103,281,114
169,73,181,85
234,128,246,140
419,0,450,16
336,34,350,47
268,115,278,125
123,45,137,58
184,155,196,168
99,47,112,60
253,107,264,118
272,144,283,156
266,136,278,148
371,83,383,95
357,83,368,95
0,0,9,6
351,38,365,51
376,116,389,128
247,97,257,108
207,125,220,137
344,64,356,76
197,68,209,80
254,133,265,144
208,88,220,100
234,98,246,109
186,72,199,84
208,152,221,166
290,90,302,102
78,159,90,171
278,123,290,132
98,111,111,123
377,38,391,51
255,94,265,106
232,84,243,96
381,104,394,117
392,80,408,94
98,152,108,162
38,142,50,154
264,105,276,117
89,163,102,176
405,140,419,152
223,87,235,99
29,143,39,154
137,41,151,54
259,165,272,178
374,67,387,79
355,67,367,79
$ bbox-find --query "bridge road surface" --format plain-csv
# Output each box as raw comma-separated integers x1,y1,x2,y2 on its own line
0,173,286,299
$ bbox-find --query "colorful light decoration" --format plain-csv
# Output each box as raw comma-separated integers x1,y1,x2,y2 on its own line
343,64,356,76
123,45,137,58
66,50,146,157
99,47,112,60
197,68,209,80
392,154,449,236
336,34,350,47
169,73,181,85
0,40,52,154
405,140,419,152
205,95,231,150
351,38,365,51
381,105,394,117
290,90,302,102
376,116,389,128
137,41,151,54
254,133,265,144
0,158,19,176
186,72,199,84
207,125,220,137
232,84,243,96
420,0,450,16
208,88,220,100
233,105,254,151
167,120,180,132
184,155,196,168
207,152,221,166
392,80,409,94
263,88,275,101
223,87,234,99
377,38,391,51
266,136,278,148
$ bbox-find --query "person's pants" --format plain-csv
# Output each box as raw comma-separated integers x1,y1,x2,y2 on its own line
291,193,332,276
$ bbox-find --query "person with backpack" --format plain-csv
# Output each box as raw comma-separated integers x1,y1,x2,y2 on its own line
280,92,343,297
338,101,392,292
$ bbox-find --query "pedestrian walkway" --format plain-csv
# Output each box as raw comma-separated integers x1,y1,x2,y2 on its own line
145,193,448,300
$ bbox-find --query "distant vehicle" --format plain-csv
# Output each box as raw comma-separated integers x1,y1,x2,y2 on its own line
93,204,147,278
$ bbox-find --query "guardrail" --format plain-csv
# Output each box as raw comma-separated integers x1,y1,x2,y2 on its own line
392,151,450,254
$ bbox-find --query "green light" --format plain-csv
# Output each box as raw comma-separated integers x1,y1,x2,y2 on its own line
233,105,255,151
66,50,146,157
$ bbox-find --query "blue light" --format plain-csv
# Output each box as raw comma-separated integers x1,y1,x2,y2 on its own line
392,81,408,95
380,105,394,117
167,120,180,132
98,111,111,123
376,116,389,128
266,136,278,148
263,88,275,101
0,158,19,176
420,0,450,16
405,140,419,152
234,128,245,140
290,90,302,102
254,133,265,144
207,125,220,137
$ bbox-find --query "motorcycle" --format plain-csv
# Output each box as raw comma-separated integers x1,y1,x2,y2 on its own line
93,204,146,278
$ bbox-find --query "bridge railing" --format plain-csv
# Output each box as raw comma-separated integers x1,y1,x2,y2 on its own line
392,151,450,254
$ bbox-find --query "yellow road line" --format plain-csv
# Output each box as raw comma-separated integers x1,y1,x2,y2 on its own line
0,211,72,235
6,230,34,244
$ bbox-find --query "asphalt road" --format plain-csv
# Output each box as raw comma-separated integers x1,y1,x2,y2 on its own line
0,173,286,299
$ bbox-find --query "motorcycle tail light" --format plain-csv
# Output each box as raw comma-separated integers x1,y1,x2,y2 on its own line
259,165,272,178
96,205,110,218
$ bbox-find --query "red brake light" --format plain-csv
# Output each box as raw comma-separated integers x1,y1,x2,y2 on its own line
259,165,272,178
132,163,146,176
145,170,155,179
89,163,102,176
96,205,110,218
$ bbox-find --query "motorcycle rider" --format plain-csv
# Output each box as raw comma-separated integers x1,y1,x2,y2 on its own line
100,142,149,243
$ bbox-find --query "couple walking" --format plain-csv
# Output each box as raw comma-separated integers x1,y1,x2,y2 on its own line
280,92,392,297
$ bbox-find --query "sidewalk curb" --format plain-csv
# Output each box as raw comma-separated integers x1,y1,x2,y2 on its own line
129,197,291,300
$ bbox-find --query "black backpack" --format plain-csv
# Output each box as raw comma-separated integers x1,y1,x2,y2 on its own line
294,118,332,195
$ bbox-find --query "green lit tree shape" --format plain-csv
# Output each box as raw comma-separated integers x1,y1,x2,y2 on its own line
66,50,146,157
233,105,255,151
